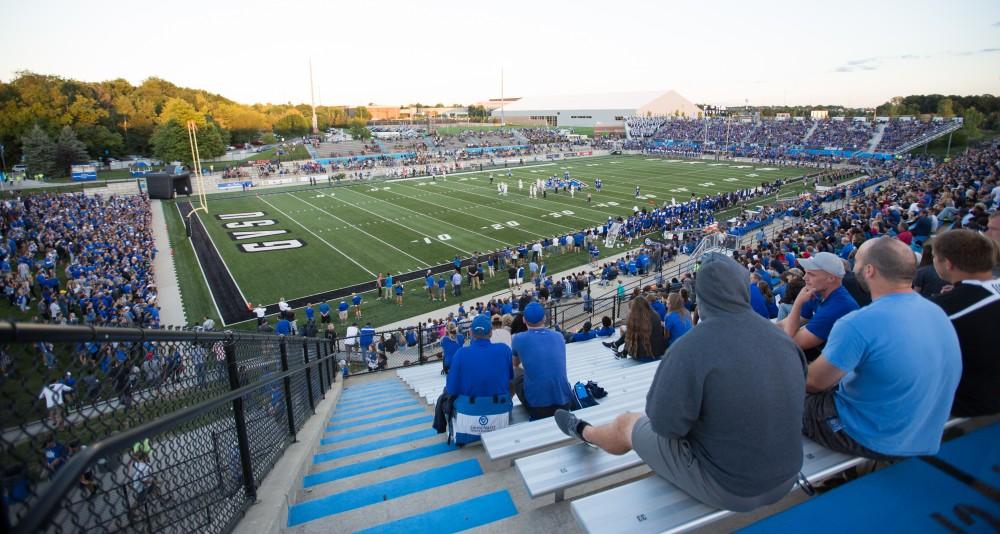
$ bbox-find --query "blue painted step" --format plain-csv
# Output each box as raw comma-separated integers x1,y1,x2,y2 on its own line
322,416,434,445
331,401,418,422
288,458,483,526
354,490,518,533
337,392,413,408
313,429,438,464
326,408,426,432
304,442,457,488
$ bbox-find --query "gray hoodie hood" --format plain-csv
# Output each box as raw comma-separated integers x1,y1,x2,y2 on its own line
695,253,751,318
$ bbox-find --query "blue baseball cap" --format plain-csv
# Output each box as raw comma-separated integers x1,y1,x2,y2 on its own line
471,315,492,336
523,302,545,324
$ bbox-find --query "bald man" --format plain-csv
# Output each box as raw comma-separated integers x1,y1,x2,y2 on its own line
802,237,961,459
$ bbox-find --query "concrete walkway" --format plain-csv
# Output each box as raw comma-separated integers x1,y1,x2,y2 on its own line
150,200,187,327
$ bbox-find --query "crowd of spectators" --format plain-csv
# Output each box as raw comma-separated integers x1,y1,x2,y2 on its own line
806,119,874,150
626,116,959,156
875,118,957,151
1,193,159,328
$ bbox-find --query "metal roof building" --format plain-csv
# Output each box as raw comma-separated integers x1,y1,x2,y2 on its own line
490,90,702,129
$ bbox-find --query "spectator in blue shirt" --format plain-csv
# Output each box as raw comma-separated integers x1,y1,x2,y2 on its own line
568,321,597,343
446,315,513,397
359,322,376,364
441,322,466,373
318,301,331,324
275,317,291,336
664,293,693,348
594,316,616,337
803,237,961,459
337,300,349,325
777,252,859,361
351,293,363,319
511,302,574,420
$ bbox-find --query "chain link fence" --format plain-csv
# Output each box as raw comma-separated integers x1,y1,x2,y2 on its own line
0,323,338,534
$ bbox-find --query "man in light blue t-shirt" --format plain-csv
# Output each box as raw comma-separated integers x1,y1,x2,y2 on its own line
511,302,573,420
803,237,961,459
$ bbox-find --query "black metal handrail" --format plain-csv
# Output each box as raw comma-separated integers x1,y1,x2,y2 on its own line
0,322,338,534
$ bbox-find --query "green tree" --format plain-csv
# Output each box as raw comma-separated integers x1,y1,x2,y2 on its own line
347,119,371,140
961,107,984,139
273,109,309,136
53,126,90,176
21,124,56,178
159,97,206,127
150,119,224,165
937,98,955,118
260,132,278,144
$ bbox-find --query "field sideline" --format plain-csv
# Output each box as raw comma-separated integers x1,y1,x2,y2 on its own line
169,155,812,326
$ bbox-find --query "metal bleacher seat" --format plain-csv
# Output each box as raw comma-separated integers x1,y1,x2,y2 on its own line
566,417,971,534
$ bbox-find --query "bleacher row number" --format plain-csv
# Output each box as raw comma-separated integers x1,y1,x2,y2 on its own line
490,221,520,230
636,514,648,522
549,210,576,218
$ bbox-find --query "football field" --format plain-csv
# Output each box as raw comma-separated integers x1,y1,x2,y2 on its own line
172,155,810,324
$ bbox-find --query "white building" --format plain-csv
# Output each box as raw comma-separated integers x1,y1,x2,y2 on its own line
490,90,702,129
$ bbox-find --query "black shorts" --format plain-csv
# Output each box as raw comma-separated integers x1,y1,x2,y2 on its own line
320,314,331,324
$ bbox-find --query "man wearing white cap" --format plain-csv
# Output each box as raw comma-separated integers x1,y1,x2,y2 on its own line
776,251,859,360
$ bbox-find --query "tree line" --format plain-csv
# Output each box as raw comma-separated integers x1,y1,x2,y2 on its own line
0,71,373,176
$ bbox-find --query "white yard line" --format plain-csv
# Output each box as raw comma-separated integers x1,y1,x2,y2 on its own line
315,189,476,256
367,182,574,240
289,193,433,268
257,195,377,277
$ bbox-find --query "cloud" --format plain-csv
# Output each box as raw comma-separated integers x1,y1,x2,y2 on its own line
833,53,935,72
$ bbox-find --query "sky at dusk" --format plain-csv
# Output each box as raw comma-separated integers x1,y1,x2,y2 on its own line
2,0,998,108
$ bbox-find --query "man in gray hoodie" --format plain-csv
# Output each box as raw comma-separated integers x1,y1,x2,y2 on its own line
555,253,807,512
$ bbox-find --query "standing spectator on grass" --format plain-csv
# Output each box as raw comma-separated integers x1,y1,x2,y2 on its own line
437,275,448,302
803,237,961,459
425,270,436,301
451,269,462,297
338,300,349,325
253,304,266,326
930,229,1000,417
385,272,394,300
325,324,339,353
351,292,363,319
318,301,331,325
394,279,404,306
376,272,385,300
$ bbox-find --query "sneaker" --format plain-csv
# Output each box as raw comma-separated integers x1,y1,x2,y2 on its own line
554,409,593,445
601,341,615,349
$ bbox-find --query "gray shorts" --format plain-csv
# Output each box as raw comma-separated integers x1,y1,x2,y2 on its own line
631,416,795,513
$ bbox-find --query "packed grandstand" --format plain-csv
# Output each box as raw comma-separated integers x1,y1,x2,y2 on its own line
2,121,998,533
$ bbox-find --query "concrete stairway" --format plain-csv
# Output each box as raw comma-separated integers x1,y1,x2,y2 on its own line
283,377,533,533
866,123,887,153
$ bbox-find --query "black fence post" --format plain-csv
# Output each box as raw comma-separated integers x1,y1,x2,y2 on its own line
303,340,315,413
278,337,297,442
417,322,425,364
326,340,335,384
316,340,325,397
612,295,618,324
223,334,257,502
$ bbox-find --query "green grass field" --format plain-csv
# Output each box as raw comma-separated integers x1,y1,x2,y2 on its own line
169,155,809,327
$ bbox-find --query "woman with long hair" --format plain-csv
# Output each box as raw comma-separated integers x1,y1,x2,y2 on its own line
604,297,666,361
664,293,692,348
440,322,465,374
